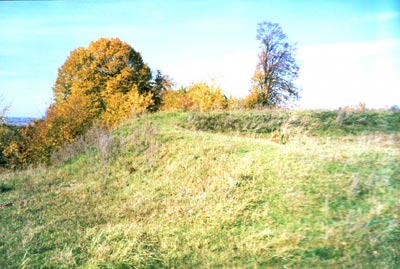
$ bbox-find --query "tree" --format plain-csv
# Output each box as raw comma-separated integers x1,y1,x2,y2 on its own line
53,38,154,125
246,22,300,108
50,37,162,134
0,95,9,124
150,70,174,111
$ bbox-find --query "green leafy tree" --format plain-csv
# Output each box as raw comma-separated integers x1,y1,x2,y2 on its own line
150,70,174,111
246,22,300,108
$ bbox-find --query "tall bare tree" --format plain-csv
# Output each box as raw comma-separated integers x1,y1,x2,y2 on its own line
246,22,300,108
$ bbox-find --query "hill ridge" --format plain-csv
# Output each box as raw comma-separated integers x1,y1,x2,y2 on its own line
1,111,399,268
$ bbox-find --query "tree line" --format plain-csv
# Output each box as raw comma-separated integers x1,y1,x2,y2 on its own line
0,21,300,169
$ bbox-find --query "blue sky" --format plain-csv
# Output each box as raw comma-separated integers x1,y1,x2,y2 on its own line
0,0,399,117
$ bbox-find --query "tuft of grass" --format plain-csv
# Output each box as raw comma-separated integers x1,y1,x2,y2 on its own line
0,183,14,193
1,111,399,268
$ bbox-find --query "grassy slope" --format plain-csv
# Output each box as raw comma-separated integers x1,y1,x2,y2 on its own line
0,111,399,268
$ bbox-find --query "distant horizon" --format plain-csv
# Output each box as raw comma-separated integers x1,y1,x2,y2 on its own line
6,116,39,119
1,0,399,117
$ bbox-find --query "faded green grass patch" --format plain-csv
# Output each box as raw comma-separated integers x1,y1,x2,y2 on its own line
182,110,400,141
1,112,399,268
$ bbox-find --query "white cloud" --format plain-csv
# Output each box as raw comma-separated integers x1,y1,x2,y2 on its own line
1,80,53,117
0,70,18,77
351,11,400,23
296,40,400,109
376,11,400,21
165,50,257,97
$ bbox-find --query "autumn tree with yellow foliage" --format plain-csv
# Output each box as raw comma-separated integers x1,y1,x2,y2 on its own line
53,38,157,126
10,37,171,166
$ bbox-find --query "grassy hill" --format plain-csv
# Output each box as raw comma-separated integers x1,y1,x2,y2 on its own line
1,110,399,268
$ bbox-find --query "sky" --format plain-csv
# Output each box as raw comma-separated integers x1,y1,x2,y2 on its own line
0,0,399,117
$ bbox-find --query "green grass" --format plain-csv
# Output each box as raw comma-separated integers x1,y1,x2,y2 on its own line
1,111,399,268
182,110,400,137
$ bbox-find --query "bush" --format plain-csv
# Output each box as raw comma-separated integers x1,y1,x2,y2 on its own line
161,82,227,112
51,125,120,165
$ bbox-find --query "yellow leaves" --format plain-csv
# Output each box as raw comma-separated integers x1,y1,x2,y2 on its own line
245,73,271,109
187,82,226,112
251,69,264,88
244,90,261,109
1,141,21,169
139,68,149,76
160,89,185,111
49,95,95,142
128,90,154,115
2,141,19,158
101,85,154,127
161,82,227,112
226,97,245,111
104,67,134,95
